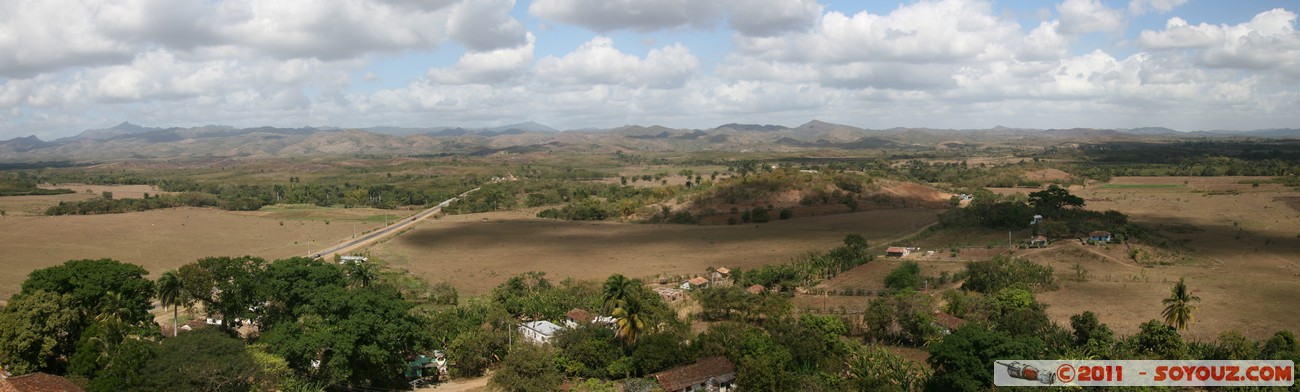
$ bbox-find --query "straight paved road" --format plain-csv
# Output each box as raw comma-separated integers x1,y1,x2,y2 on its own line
312,187,480,259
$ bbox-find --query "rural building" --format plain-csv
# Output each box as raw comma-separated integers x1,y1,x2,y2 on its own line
649,356,737,392
519,320,564,345
683,276,710,290
340,255,367,264
655,287,684,302
745,284,765,295
0,372,84,392
1027,235,1049,248
932,311,968,334
885,247,910,257
1031,214,1044,225
714,267,730,278
564,308,592,328
1088,231,1113,242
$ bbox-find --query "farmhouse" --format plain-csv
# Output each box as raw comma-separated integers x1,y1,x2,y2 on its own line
649,356,737,392
1026,235,1049,248
564,308,592,328
519,320,564,345
1088,231,1113,242
932,311,968,334
714,267,730,278
885,247,910,257
746,284,765,295
0,372,84,392
683,276,710,290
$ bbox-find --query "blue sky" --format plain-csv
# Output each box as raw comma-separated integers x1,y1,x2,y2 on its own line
1,0,1298,140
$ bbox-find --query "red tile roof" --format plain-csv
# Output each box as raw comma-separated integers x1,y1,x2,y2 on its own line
886,247,908,253
650,356,736,392
688,277,709,286
746,284,765,294
932,311,968,331
0,373,84,392
565,308,591,323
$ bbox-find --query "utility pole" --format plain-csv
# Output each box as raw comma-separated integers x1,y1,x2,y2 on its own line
1008,231,1013,251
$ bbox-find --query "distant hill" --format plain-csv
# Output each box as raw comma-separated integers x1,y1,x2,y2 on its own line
1,120,1298,162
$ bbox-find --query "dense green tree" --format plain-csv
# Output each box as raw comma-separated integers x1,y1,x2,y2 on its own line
1069,311,1114,348
1161,277,1200,331
1209,331,1260,360
138,329,262,392
736,328,794,392
445,328,506,378
1028,185,1085,217
180,256,266,330
258,257,346,329
986,287,1052,336
962,256,1055,294
0,291,81,374
490,344,563,392
68,322,157,392
884,261,923,292
926,324,1044,392
631,333,687,375
554,325,622,378
1262,331,1298,360
261,284,432,387
20,258,155,329
1133,320,1187,359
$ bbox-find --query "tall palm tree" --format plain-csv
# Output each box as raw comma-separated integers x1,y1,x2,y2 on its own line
157,271,183,337
1162,277,1200,330
612,297,646,346
602,274,635,311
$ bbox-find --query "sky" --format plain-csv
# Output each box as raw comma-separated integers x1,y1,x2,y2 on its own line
1,0,1299,140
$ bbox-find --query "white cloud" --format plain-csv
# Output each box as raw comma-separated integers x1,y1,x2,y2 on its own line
1057,0,1126,35
529,0,720,32
429,34,536,85
734,0,1022,64
1128,0,1187,16
0,0,136,77
1139,9,1300,71
724,0,823,37
535,37,699,88
447,0,528,51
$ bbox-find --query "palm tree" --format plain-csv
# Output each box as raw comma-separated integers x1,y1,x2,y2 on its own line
612,297,646,346
1161,277,1200,330
346,262,377,288
602,274,635,311
157,271,183,337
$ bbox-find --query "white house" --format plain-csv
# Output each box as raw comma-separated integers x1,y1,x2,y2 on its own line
519,320,564,345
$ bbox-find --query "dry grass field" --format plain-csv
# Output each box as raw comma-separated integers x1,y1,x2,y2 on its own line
1037,176,1300,340
370,207,940,296
0,205,401,301
0,184,165,216
801,176,1300,340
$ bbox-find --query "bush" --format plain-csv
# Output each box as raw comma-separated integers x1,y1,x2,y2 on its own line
962,256,1056,293
779,208,793,220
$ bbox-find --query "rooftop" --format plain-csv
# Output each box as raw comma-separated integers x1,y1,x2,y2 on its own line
522,320,564,336
650,356,736,392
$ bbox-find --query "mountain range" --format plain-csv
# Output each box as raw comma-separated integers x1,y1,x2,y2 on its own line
2,120,1298,161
